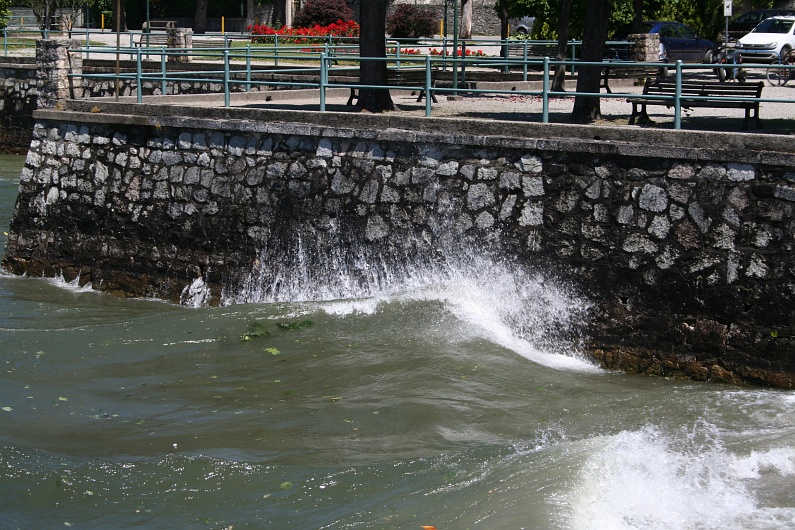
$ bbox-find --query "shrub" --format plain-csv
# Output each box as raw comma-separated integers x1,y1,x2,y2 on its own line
293,0,353,29
386,5,438,40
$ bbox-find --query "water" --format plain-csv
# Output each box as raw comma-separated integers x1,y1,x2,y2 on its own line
1,152,794,529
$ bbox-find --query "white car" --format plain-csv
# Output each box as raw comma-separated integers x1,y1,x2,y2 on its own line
737,15,795,62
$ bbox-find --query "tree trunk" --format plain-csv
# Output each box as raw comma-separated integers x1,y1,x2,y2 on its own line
271,0,286,27
460,0,472,39
112,0,127,32
194,0,209,34
551,0,572,92
632,0,643,33
572,0,610,123
357,0,394,113
285,0,292,28
497,0,509,59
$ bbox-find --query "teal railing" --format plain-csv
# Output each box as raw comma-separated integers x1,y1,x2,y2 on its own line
4,35,788,130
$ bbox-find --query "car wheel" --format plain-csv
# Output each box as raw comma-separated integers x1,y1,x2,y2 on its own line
717,67,727,82
780,45,792,62
516,28,527,35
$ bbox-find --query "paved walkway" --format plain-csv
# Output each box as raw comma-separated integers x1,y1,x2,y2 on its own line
143,74,795,134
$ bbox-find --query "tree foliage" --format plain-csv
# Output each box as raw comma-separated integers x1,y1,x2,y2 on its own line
386,4,437,39
293,0,353,28
503,0,776,42
0,0,10,29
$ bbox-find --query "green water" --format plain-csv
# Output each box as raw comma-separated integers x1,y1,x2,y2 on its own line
1,153,794,529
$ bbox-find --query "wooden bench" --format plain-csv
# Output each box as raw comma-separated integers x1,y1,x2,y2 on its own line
346,68,438,105
627,79,764,129
141,20,175,32
506,42,557,59
193,38,228,49
134,34,169,47
601,61,667,93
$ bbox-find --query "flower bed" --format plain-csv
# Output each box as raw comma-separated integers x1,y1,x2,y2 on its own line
249,19,359,45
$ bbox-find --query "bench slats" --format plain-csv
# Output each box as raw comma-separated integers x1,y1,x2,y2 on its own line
347,68,437,105
627,79,763,129
601,62,666,93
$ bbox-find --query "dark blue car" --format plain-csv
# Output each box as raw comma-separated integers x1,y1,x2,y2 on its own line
614,21,717,63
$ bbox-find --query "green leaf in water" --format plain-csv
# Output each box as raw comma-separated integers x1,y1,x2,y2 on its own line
276,320,314,331
279,481,293,489
241,322,271,341
264,347,280,355
1,406,12,412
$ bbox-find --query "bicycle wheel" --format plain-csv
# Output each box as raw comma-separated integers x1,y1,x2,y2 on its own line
767,60,788,86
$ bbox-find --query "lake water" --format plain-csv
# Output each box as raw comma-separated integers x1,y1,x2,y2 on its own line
1,152,794,529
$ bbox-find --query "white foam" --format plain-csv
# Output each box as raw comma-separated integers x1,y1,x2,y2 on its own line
566,424,795,529
302,254,598,372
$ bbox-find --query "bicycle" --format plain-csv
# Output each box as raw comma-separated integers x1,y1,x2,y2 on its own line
766,48,795,86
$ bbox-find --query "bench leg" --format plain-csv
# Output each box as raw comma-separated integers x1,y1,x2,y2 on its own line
347,88,357,106
414,82,438,104
629,103,652,126
742,106,762,130
415,91,439,103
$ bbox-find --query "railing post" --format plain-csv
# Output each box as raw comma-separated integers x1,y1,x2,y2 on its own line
425,54,432,117
570,42,577,74
223,49,231,107
320,52,327,112
3,28,7,57
245,44,251,92
523,41,528,81
274,34,279,66
542,56,549,123
160,50,166,94
674,60,682,130
136,47,143,103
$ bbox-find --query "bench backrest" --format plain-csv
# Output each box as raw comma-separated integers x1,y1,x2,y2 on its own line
643,79,763,98
507,43,557,58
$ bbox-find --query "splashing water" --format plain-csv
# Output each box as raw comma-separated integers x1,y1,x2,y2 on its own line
224,233,597,371
564,423,795,529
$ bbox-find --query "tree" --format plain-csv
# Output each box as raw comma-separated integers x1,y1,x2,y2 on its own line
25,0,58,36
460,0,472,39
357,0,394,113
58,0,88,37
111,0,126,32
551,0,571,91
271,0,286,27
571,0,610,122
0,0,13,29
496,0,510,58
194,0,209,33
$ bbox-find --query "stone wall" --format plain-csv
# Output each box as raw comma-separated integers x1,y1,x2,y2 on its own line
0,59,38,152
2,102,794,387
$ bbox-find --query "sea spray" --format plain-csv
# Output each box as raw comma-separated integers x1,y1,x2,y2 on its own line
223,228,596,371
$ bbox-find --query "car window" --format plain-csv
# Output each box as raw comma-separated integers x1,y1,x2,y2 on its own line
677,25,695,39
753,18,795,34
659,24,679,38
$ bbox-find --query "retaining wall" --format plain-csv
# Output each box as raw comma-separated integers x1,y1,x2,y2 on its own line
2,101,794,387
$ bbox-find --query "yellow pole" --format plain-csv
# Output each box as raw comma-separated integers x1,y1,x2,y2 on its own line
440,20,444,36
221,16,225,33
101,13,105,31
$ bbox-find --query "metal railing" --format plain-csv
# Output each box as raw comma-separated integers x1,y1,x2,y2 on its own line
14,38,793,131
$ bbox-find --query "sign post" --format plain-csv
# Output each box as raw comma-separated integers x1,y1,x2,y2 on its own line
724,0,732,46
